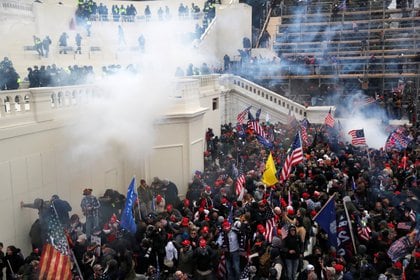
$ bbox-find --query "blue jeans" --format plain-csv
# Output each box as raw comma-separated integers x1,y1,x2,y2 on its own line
285,258,299,280
226,250,240,280
85,215,99,239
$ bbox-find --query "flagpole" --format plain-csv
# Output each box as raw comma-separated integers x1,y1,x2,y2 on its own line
365,146,371,169
312,193,336,221
133,176,142,222
51,203,84,280
343,196,358,254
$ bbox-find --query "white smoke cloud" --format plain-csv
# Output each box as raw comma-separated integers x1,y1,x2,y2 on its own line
66,17,210,161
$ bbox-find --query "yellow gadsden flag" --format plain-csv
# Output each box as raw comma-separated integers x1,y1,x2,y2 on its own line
262,152,278,186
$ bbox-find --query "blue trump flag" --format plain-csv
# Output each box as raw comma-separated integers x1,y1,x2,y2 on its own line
120,177,138,233
313,194,337,248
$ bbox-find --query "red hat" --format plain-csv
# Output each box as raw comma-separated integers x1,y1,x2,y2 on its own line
110,214,118,223
183,199,190,207
205,186,211,194
334,264,344,273
302,192,310,199
394,191,401,195
201,226,209,234
156,195,163,203
310,210,317,218
166,204,173,212
287,208,295,215
221,197,228,204
257,224,265,234
394,261,402,269
199,239,207,248
313,191,320,198
181,239,191,247
199,207,204,213
181,217,189,227
222,221,231,230
281,198,287,208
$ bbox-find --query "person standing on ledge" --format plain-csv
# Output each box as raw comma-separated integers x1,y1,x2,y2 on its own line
80,188,100,240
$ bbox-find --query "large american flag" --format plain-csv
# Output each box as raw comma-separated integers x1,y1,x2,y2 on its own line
39,208,72,280
348,129,367,146
236,106,252,123
247,120,268,139
324,108,335,128
279,132,304,183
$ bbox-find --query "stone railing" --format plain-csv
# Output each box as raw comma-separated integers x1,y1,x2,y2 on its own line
0,0,34,17
0,84,101,126
222,74,333,124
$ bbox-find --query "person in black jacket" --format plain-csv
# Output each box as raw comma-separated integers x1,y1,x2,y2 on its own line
283,225,302,280
5,245,24,280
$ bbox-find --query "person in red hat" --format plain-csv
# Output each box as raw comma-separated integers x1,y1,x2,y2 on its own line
216,220,241,280
155,194,166,213
178,239,194,275
193,238,216,279
180,198,193,220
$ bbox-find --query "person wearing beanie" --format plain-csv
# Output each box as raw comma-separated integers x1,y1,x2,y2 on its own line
283,225,302,280
270,236,284,280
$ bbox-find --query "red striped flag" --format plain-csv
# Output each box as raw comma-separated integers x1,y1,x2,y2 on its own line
236,106,251,123
324,108,335,128
217,253,227,279
348,129,367,146
247,120,268,139
357,224,371,241
39,209,72,280
300,125,309,146
264,209,277,243
280,132,304,183
235,174,246,197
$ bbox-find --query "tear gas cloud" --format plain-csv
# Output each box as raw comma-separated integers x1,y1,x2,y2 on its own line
66,18,215,162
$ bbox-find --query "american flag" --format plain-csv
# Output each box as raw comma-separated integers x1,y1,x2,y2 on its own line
354,96,376,107
324,108,335,128
217,253,227,279
237,106,252,123
264,209,277,243
357,223,371,242
247,113,268,139
300,118,309,146
235,174,246,197
240,262,251,280
279,132,304,183
348,129,367,146
39,208,72,280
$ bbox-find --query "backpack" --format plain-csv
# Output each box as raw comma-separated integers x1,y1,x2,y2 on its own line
259,245,271,277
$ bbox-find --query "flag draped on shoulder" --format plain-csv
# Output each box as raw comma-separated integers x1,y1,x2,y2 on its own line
39,207,72,280
262,152,278,186
237,106,252,124
348,129,367,146
120,177,138,233
324,108,335,128
313,194,337,248
279,132,303,183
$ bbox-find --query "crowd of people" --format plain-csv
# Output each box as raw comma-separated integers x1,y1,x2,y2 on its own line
26,64,95,88
0,57,20,90
1,116,418,280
